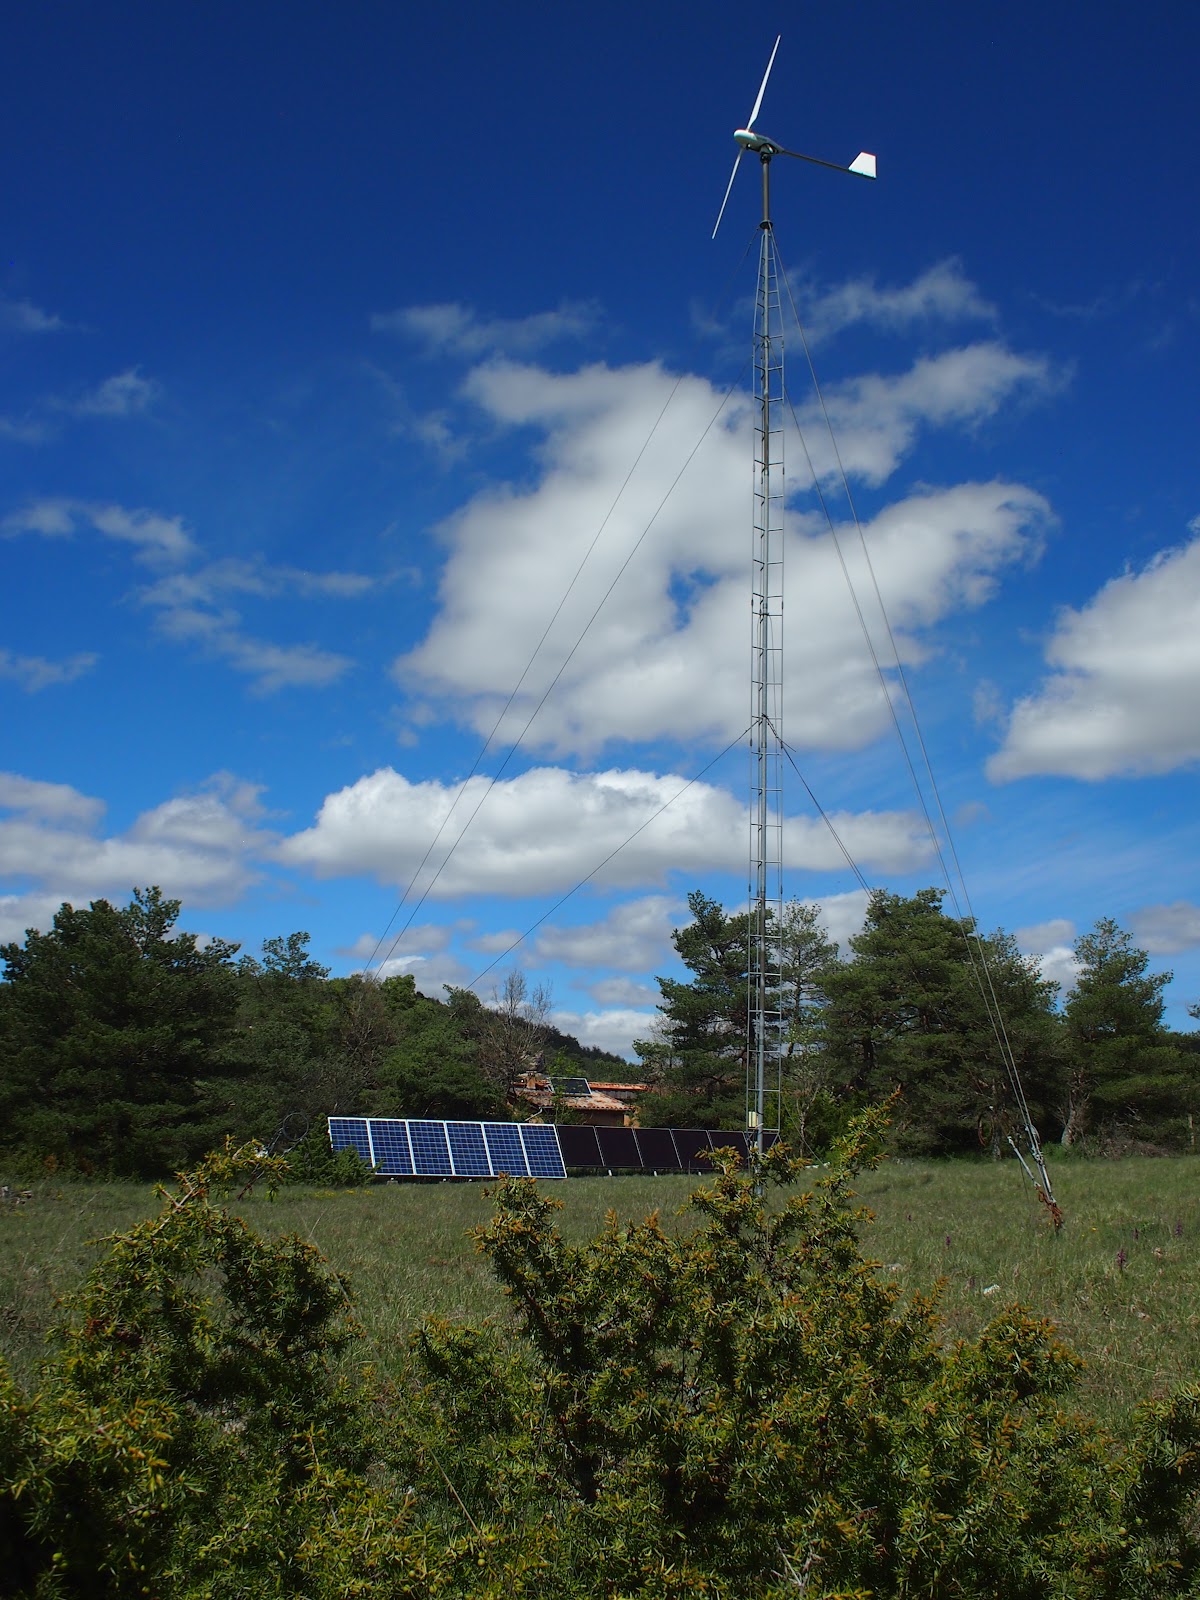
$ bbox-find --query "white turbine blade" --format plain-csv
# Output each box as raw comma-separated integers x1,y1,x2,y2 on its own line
746,35,781,129
712,150,743,238
849,151,877,179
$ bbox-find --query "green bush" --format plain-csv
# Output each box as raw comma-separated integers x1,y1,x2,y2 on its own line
2,1118,1200,1597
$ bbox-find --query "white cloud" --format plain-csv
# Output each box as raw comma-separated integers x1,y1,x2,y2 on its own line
151,604,352,693
0,891,73,945
398,350,1049,759
1016,918,1079,991
139,558,377,608
803,258,996,343
0,771,269,910
1131,902,1200,955
3,498,194,564
989,528,1200,780
69,367,160,417
370,951,475,996
0,295,65,334
548,1006,656,1060
337,924,455,961
533,894,683,971
588,976,661,1006
277,765,929,900
807,344,1058,486
0,649,98,691
372,299,599,356
801,889,871,950
0,414,52,444
0,773,106,825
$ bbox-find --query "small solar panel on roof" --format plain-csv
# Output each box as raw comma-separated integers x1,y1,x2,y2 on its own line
548,1076,591,1097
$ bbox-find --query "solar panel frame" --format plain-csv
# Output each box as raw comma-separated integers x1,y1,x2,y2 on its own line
483,1122,528,1176
710,1130,751,1165
446,1121,492,1177
633,1126,682,1170
407,1120,453,1176
595,1125,641,1169
366,1119,414,1175
520,1124,567,1178
556,1124,603,1168
328,1117,373,1166
670,1128,716,1171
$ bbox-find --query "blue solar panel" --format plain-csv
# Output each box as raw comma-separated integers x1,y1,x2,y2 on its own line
326,1118,568,1180
367,1119,413,1175
328,1117,372,1164
408,1120,453,1176
446,1121,491,1177
484,1122,527,1176
520,1124,566,1178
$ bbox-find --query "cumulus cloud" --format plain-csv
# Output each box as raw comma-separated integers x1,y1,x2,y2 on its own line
807,344,1058,486
533,895,683,971
800,889,872,950
372,299,599,356
0,649,98,692
0,771,270,912
3,498,194,564
139,558,377,608
397,350,1050,758
1016,917,1079,991
0,773,106,826
588,976,661,1007
548,1006,656,1060
989,527,1200,781
0,295,65,334
369,951,476,996
1130,901,1200,955
153,605,352,693
802,258,996,343
277,765,929,900
68,367,160,417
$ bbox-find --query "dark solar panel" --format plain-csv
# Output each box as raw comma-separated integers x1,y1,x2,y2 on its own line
633,1126,681,1170
446,1121,491,1177
595,1126,641,1168
710,1130,751,1164
366,1119,414,1175
548,1076,591,1097
670,1128,716,1171
556,1124,602,1167
328,1117,372,1165
520,1124,567,1178
484,1122,528,1176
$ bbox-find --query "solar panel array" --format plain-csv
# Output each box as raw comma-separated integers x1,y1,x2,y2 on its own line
328,1117,776,1180
328,1118,567,1179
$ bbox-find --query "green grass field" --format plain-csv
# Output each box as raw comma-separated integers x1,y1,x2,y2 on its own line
1,1154,1196,1429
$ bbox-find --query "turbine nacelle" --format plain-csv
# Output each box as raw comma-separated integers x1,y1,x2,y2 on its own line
734,128,783,156
713,37,877,237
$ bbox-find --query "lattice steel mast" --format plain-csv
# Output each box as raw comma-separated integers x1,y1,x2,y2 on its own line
713,39,876,1157
747,156,785,1154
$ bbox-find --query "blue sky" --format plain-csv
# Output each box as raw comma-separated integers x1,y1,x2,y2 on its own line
2,1,1198,1054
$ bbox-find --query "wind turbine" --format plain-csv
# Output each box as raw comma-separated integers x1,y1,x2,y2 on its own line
714,38,875,1158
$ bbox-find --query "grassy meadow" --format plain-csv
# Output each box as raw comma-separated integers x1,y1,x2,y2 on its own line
0,1153,1196,1429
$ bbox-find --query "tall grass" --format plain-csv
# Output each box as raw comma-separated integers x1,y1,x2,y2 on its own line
1,1156,1196,1427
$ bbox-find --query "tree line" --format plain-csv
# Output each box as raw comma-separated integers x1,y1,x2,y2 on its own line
2,884,1197,1180
0,888,623,1179
635,889,1200,1157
